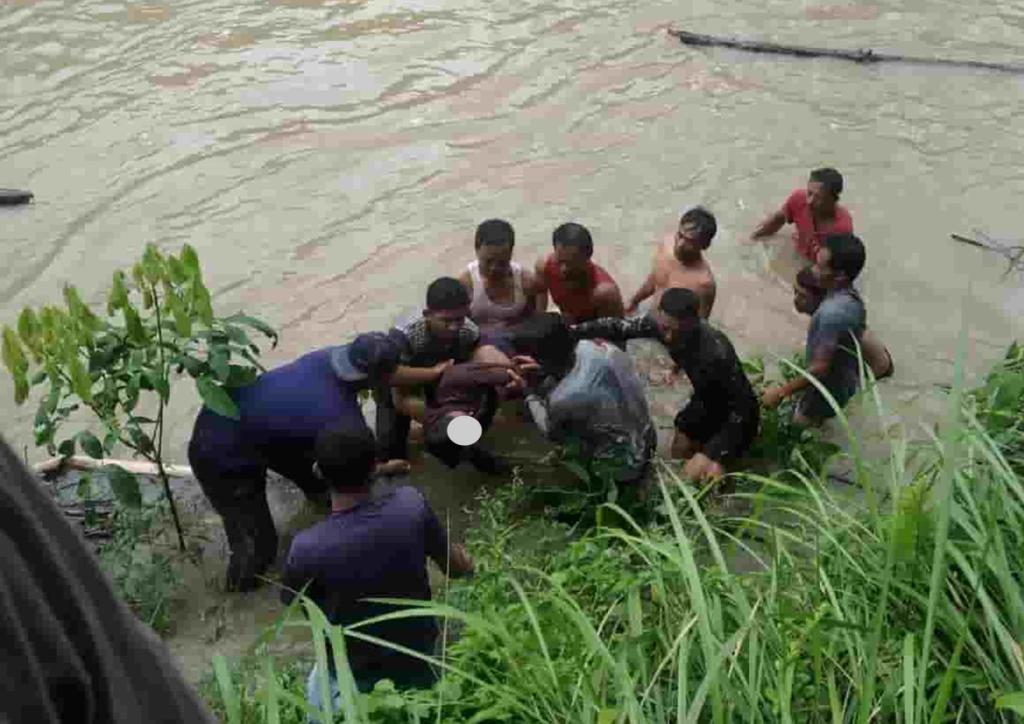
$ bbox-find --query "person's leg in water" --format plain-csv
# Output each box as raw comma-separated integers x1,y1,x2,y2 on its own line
374,381,412,469
188,412,277,591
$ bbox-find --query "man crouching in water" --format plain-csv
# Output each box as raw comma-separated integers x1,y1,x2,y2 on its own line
572,288,759,483
511,313,656,486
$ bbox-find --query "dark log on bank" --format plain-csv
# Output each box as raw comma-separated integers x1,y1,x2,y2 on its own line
0,188,34,206
669,29,1024,75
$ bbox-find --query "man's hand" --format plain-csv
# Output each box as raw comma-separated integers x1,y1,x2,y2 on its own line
625,300,639,316
448,543,475,578
761,385,787,409
431,359,454,380
683,452,724,482
503,368,526,395
511,354,541,376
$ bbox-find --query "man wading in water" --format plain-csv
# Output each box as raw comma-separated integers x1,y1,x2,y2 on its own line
534,222,625,324
626,206,718,319
457,218,539,356
750,167,853,262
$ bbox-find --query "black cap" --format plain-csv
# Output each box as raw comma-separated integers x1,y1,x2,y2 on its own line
330,332,401,382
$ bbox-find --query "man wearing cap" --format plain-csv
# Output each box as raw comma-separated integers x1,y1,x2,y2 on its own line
188,333,403,592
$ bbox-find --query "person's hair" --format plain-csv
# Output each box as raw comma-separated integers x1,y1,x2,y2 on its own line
475,219,515,250
823,233,866,282
314,426,376,492
659,287,701,320
809,167,844,199
426,276,471,311
795,266,823,296
552,222,593,257
511,312,573,369
679,206,717,248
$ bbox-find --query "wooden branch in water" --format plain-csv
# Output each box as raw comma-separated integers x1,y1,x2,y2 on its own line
34,455,193,479
668,29,1024,75
951,232,1024,274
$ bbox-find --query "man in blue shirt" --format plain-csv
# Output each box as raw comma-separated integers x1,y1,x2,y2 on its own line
188,333,402,592
282,426,473,715
761,233,868,424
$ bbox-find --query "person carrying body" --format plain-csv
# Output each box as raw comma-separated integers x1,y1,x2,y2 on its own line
421,360,525,473
533,222,625,323
572,288,759,483
626,206,718,319
762,233,868,424
793,266,893,380
281,426,473,719
377,277,510,464
188,332,404,591
457,218,538,355
512,313,656,485
750,167,853,262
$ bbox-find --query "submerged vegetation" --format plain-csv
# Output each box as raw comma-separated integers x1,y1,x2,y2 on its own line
203,343,1024,722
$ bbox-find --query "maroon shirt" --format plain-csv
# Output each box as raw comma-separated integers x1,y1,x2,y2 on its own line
423,363,511,435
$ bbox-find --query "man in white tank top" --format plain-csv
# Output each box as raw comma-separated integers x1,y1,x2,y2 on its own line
458,219,539,355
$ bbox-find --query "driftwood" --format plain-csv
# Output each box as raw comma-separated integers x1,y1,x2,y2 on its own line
34,455,193,479
669,29,1024,75
951,231,1024,275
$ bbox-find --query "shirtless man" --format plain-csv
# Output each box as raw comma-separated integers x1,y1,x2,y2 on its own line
626,206,717,319
750,167,853,263
534,222,625,324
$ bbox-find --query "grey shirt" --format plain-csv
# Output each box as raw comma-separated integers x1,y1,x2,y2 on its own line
806,287,866,404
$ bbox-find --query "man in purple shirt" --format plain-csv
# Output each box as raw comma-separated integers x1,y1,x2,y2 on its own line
282,426,473,714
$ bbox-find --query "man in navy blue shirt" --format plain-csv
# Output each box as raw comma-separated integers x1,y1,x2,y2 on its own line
761,233,868,424
188,333,403,592
282,426,473,714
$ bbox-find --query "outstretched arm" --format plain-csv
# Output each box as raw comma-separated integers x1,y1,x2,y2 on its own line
750,209,787,240
571,315,659,344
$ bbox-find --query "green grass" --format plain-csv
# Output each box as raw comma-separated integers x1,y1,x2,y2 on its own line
203,343,1024,722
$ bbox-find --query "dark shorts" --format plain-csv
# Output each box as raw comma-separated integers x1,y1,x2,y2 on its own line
673,394,759,462
479,328,517,357
796,379,858,421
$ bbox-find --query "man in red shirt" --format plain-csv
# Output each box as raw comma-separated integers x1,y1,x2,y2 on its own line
534,222,624,323
750,168,853,262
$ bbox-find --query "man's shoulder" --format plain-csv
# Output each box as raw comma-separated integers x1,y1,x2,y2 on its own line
817,290,864,323
834,204,854,231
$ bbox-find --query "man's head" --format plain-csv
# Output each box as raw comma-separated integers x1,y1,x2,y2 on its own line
475,219,515,283
552,222,594,286
314,426,376,494
424,276,471,341
807,167,843,215
654,287,701,346
331,332,402,383
815,233,865,290
675,206,717,263
793,266,825,315
511,312,574,373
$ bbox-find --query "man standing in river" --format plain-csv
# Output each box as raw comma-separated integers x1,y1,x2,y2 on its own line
750,167,853,262
534,222,625,323
626,206,717,319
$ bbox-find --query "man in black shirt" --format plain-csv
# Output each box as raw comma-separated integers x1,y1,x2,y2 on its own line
572,288,759,482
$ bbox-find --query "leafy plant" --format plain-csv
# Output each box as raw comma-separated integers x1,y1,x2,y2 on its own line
1,243,277,548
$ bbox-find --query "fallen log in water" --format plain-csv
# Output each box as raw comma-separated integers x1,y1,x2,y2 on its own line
669,28,1024,75
34,455,193,479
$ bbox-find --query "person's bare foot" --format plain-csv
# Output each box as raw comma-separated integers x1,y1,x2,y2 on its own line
375,459,411,476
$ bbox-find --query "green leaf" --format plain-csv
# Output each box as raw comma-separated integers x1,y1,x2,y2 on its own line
58,438,75,457
108,270,130,314
104,465,142,509
2,325,28,376
197,376,239,419
225,365,258,388
142,244,164,285
124,306,147,344
996,692,1024,715
29,370,47,385
192,278,213,325
17,308,41,359
69,355,93,403
78,431,104,459
166,256,187,285
181,244,200,278
143,370,170,403
13,374,29,405
210,347,230,383
225,313,278,346
76,473,92,502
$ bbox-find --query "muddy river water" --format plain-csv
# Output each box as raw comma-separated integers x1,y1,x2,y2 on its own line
3,0,1024,681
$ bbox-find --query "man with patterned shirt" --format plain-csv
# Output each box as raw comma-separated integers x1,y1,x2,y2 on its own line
571,288,759,483
376,276,511,465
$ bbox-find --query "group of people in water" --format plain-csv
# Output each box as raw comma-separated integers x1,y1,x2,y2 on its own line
185,166,892,712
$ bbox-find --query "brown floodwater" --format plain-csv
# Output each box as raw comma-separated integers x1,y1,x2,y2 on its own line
3,0,1024,682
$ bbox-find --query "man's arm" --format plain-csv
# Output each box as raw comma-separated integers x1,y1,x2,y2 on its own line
699,277,716,319
750,209,787,240
627,273,657,314
762,347,834,406
533,257,549,314
525,392,551,437
457,268,474,298
519,267,539,319
571,315,658,344
423,500,474,578
593,282,625,319
389,362,452,387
